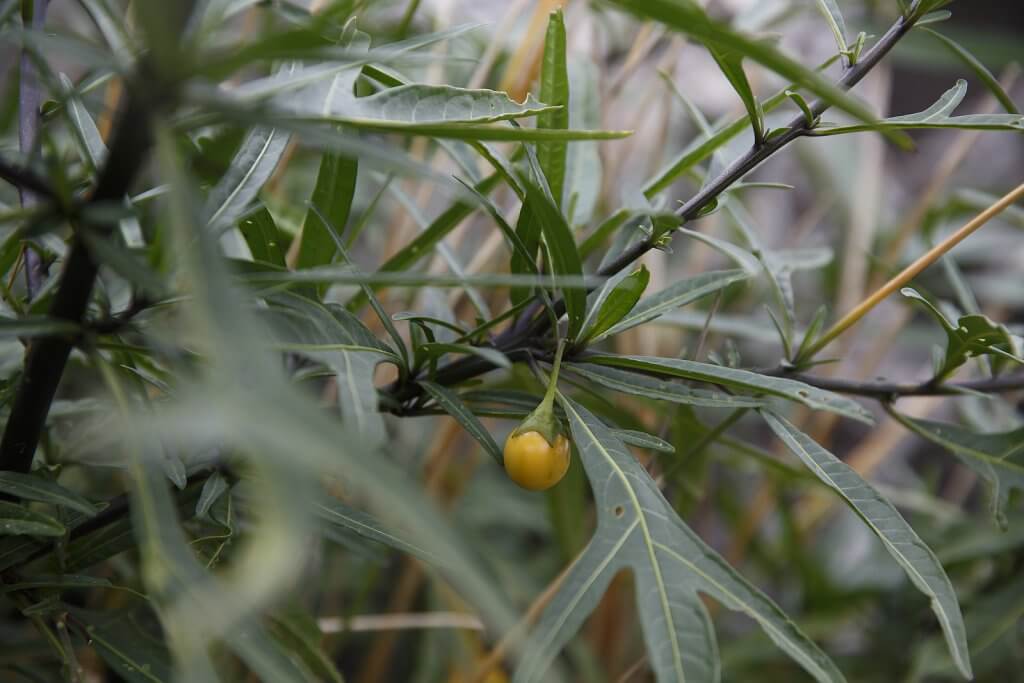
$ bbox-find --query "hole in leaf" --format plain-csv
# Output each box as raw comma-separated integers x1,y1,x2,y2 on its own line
613,505,625,518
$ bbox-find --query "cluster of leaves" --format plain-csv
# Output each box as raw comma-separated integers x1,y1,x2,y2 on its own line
0,0,1021,681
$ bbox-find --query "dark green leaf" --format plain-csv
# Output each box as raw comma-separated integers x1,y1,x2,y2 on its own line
0,472,98,517
538,9,569,207
566,363,766,408
0,501,65,537
577,265,650,344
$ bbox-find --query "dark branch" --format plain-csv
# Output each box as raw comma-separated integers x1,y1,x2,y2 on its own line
0,88,157,474
0,157,57,204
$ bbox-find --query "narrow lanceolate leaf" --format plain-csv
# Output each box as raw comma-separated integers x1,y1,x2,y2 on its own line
288,84,558,125
577,265,650,344
239,206,288,267
203,126,290,232
515,397,844,683
523,178,586,338
614,429,676,453
0,472,98,517
608,0,880,129
538,9,570,207
298,153,358,273
814,80,1024,135
60,73,108,172
266,293,396,447
709,47,764,143
592,269,749,342
420,382,503,465
888,410,1024,530
0,501,65,537
0,316,80,338
566,363,766,408
586,354,873,423
813,0,848,60
920,29,1019,114
764,412,972,679
313,494,445,568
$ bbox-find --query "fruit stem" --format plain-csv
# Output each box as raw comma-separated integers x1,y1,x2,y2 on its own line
540,340,565,410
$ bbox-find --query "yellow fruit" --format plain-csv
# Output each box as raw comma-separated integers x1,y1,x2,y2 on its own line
503,430,571,491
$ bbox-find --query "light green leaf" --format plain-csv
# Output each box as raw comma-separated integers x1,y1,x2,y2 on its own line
313,492,446,568
592,269,749,341
585,354,873,423
0,472,98,517
60,73,108,172
0,501,65,537
421,381,503,465
265,293,395,447
920,29,1019,114
709,47,764,143
538,9,570,207
418,342,511,370
903,287,1023,379
763,411,972,680
889,410,1024,529
565,363,766,409
577,265,650,344
516,397,844,683
813,0,848,59
203,126,291,232
813,80,1024,135
613,429,676,453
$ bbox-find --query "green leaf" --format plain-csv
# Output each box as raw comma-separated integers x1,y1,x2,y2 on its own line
313,492,445,568
239,206,288,267
813,0,848,60
608,0,880,130
516,397,844,683
585,354,873,423
538,9,569,207
565,363,766,409
612,429,676,454
522,177,586,338
2,574,115,593
888,410,1024,529
266,608,345,683
266,293,395,447
81,613,173,683
0,316,80,338
420,381,503,465
763,411,972,680
902,287,1023,379
0,472,98,517
418,342,511,370
203,126,291,232
577,265,650,344
591,269,749,342
708,47,764,144
196,472,231,519
813,80,1024,135
346,172,502,311
59,73,108,173
297,153,358,274
0,501,65,537
920,29,1019,114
